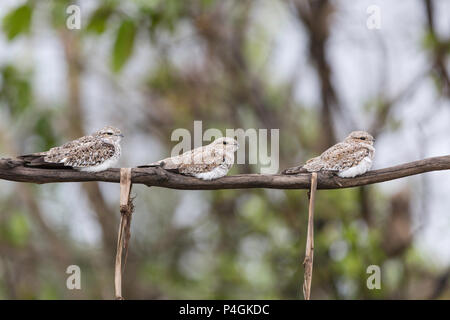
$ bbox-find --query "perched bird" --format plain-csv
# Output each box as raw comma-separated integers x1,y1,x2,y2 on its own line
139,137,239,180
283,131,375,178
18,126,123,172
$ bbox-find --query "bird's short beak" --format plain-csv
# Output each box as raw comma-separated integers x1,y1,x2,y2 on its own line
118,134,125,138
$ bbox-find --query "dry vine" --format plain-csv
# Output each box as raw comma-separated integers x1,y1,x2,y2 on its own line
115,168,134,299
303,172,318,300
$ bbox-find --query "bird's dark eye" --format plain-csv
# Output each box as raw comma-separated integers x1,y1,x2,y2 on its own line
107,132,113,135
360,137,366,140
223,141,227,145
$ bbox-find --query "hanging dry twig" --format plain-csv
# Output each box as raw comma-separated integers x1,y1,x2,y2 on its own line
303,172,318,300
115,168,134,300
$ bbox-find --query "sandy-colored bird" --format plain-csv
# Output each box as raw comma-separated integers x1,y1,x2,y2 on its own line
18,126,123,172
139,137,239,180
283,131,375,178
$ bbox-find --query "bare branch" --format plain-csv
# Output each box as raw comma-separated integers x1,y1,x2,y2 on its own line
0,155,449,190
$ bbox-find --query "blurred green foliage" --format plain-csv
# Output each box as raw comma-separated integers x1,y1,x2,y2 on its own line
0,211,30,247
0,65,32,116
86,5,114,34
2,3,33,40
112,19,136,72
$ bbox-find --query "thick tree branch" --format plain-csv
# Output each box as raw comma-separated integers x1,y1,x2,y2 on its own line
0,156,449,190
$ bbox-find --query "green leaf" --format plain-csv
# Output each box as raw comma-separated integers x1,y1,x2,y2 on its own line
201,0,215,9
2,4,33,40
422,30,438,50
50,0,71,28
86,5,113,34
34,113,57,151
111,19,136,73
6,212,30,247
0,65,32,116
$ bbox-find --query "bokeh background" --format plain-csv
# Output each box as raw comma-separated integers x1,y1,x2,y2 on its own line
0,0,449,299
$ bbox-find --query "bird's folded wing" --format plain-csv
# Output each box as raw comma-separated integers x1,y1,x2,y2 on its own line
157,147,223,174
57,135,93,150
283,156,322,174
321,145,370,170
21,140,116,168
137,149,200,169
56,141,116,168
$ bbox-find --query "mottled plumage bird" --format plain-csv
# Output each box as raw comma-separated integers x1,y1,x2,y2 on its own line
139,137,239,180
283,131,375,178
18,126,123,172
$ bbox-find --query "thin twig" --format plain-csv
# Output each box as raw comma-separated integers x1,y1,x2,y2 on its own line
115,168,133,300
303,172,318,300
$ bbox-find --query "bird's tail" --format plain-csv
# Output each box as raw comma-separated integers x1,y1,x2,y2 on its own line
282,165,309,175
17,154,68,169
137,161,164,168
18,154,47,166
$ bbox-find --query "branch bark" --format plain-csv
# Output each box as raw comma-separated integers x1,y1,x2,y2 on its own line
0,155,449,189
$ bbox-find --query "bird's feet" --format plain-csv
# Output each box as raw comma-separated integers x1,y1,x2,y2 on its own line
323,171,343,187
